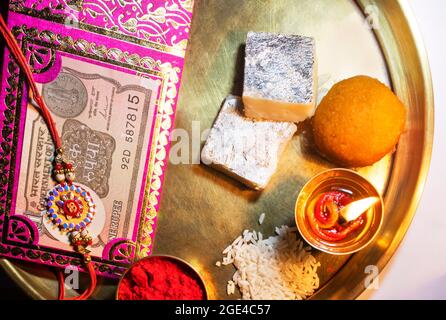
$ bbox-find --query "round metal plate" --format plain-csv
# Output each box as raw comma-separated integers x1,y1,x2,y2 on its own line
0,0,433,300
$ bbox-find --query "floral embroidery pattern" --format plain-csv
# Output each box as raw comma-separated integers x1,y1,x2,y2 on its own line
10,0,194,55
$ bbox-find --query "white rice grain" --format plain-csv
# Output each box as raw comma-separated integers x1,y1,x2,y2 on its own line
258,213,266,225
220,225,320,300
227,281,235,295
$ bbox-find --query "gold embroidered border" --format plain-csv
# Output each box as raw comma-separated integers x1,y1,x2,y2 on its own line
9,6,186,58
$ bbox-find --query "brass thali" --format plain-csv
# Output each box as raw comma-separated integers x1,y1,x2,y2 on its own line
0,0,434,299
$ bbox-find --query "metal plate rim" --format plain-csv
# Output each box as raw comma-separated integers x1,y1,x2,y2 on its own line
0,0,435,300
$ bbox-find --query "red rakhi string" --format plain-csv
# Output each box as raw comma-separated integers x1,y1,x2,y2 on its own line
57,256,97,300
0,14,61,149
1,14,96,300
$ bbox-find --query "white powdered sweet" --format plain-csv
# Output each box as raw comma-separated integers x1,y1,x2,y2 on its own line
201,95,297,190
243,31,317,123
221,225,320,300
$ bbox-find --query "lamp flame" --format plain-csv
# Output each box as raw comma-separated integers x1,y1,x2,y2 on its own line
340,197,379,222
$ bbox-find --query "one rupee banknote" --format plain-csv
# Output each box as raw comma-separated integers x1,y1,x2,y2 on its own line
15,56,159,257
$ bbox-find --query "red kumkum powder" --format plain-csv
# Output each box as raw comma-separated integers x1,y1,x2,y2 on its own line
118,257,206,300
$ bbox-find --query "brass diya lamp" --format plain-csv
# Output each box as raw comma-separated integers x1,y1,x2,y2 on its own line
295,169,384,255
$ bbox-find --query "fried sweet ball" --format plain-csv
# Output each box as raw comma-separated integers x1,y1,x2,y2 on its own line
313,76,406,167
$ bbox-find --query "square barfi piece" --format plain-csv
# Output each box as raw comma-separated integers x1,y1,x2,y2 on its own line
243,31,317,123
201,95,297,190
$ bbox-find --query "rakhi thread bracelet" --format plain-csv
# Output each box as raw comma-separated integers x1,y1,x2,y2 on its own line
0,14,97,300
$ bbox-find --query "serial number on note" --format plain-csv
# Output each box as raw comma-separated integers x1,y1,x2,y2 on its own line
121,94,140,170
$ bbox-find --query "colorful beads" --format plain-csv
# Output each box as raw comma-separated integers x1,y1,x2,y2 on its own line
45,183,96,233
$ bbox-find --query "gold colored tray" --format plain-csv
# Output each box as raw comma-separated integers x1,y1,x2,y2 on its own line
0,0,434,299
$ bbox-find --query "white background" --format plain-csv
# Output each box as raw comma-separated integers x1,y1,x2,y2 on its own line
360,0,446,299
